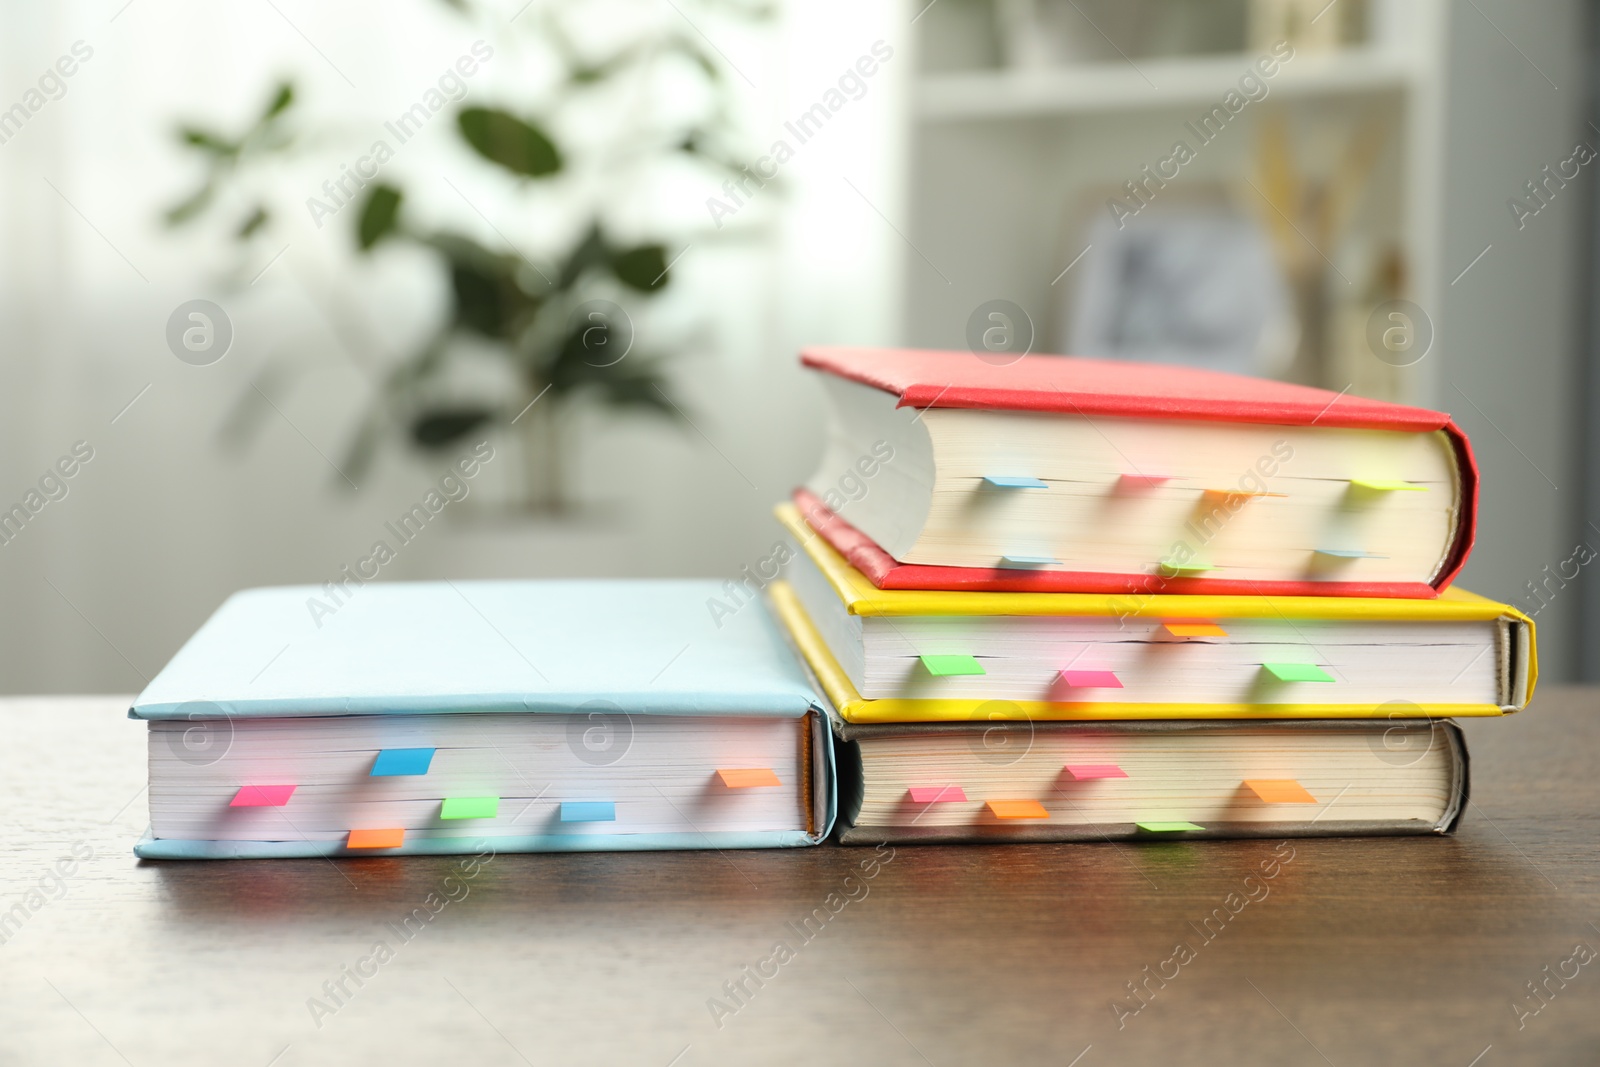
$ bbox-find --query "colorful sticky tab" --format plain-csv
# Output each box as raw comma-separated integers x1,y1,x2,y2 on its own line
1137,821,1205,833
999,555,1059,568
347,828,406,849
982,475,1048,488
1350,478,1425,492
1244,779,1317,803
1119,474,1169,488
1201,488,1282,500
1162,620,1227,638
987,799,1049,819
1064,764,1128,780
908,785,967,803
370,748,436,777
229,785,296,808
717,768,781,788
920,653,986,677
560,801,616,822
1158,560,1215,577
1313,548,1384,559
1261,662,1335,683
1060,670,1122,688
440,796,498,820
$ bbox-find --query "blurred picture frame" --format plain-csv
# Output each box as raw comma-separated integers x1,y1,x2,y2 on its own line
1057,184,1298,377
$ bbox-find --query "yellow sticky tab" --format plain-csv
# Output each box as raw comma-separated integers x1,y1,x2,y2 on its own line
1163,620,1228,638
1245,779,1317,803
987,799,1048,819
1350,478,1426,492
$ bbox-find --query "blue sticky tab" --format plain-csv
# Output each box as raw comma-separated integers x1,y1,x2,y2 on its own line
560,801,616,822
983,475,1048,489
999,555,1059,568
370,748,436,776
1313,548,1386,559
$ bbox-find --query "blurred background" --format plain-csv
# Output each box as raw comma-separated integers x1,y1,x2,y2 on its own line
0,0,1592,692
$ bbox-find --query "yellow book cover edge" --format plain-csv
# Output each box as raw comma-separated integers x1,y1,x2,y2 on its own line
767,579,1516,723
775,502,1537,702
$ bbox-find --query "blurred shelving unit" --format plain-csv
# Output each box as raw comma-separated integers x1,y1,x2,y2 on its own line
898,0,1448,406
915,48,1418,120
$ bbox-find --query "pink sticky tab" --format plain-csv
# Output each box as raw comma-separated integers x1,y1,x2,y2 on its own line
908,786,967,804
1060,670,1122,688
1119,474,1169,488
1064,765,1128,781
230,784,297,807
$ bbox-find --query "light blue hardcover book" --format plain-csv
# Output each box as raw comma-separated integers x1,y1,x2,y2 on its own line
130,580,834,859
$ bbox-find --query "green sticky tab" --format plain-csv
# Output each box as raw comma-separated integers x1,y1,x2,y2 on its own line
1137,821,1205,833
919,654,986,677
1261,662,1335,683
1158,560,1215,577
440,796,498,820
1350,478,1425,492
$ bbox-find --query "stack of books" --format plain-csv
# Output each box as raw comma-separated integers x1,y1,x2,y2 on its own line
771,347,1536,844
126,346,1537,859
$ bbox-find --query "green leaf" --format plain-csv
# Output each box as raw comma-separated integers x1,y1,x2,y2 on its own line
593,359,688,418
451,262,522,337
557,224,608,289
180,127,236,156
237,206,270,239
411,407,497,448
338,406,388,487
543,326,684,418
547,314,621,389
457,107,563,178
612,244,669,290
676,41,722,82
422,232,544,338
260,82,295,122
357,184,403,251
164,181,215,227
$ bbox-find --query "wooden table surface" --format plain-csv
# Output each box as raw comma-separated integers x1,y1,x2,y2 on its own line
1,691,1597,1066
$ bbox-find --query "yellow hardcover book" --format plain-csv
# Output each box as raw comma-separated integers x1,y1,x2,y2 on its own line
773,504,1536,723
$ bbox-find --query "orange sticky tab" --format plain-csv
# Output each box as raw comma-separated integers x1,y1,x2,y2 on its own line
718,768,781,788
1244,779,1317,803
987,799,1048,819
1202,488,1285,500
347,828,405,849
1162,620,1228,638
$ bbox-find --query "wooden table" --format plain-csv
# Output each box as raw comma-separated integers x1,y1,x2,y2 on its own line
1,691,1596,1066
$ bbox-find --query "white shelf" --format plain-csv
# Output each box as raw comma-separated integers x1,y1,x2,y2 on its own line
916,49,1416,122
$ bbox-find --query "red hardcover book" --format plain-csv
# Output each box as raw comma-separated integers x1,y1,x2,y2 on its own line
798,346,1478,597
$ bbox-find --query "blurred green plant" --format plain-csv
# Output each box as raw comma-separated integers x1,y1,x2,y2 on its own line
164,0,770,512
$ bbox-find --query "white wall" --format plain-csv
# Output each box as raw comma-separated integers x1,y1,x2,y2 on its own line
1438,0,1589,678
